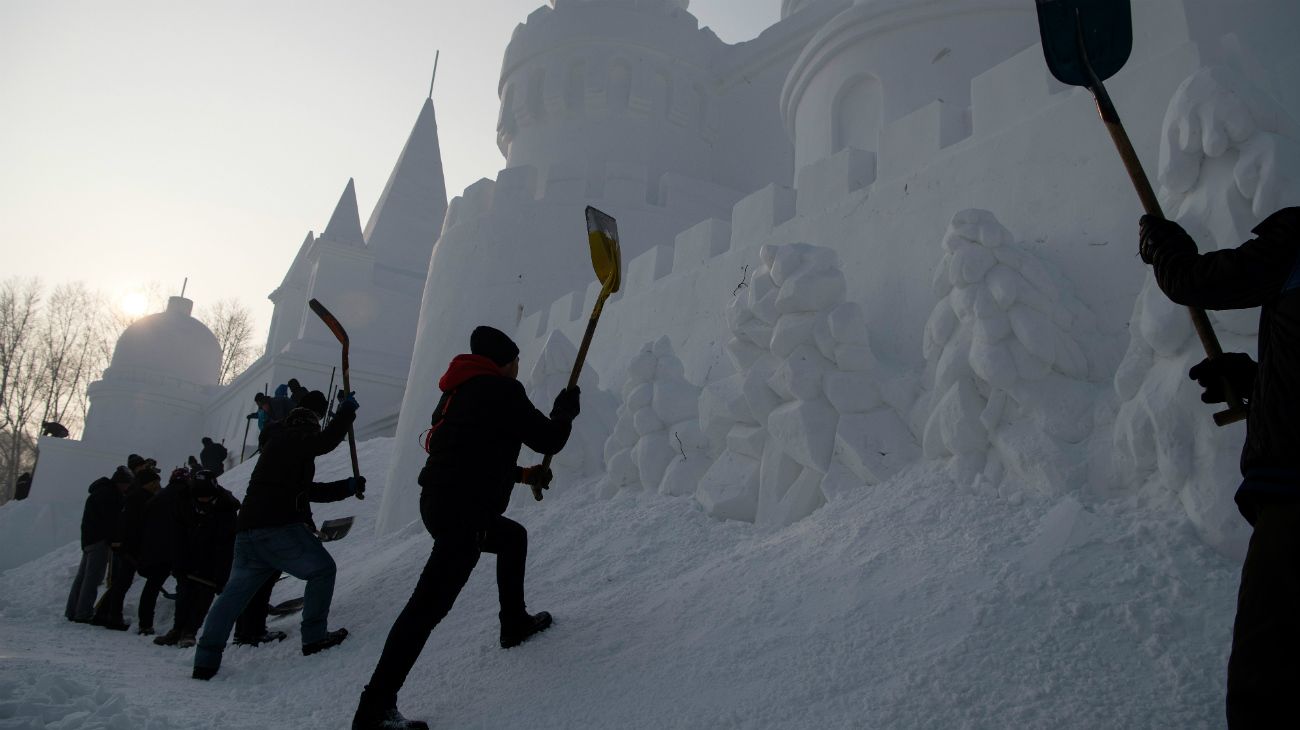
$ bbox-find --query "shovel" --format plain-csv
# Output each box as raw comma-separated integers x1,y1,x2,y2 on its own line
532,206,623,501
1035,0,1247,426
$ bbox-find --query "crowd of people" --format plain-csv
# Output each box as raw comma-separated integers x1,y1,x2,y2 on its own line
51,201,1298,730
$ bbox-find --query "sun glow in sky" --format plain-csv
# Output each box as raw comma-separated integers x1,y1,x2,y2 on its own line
118,291,150,319
0,1,774,338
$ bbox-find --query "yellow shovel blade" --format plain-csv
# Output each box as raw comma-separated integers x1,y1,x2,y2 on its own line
585,206,622,294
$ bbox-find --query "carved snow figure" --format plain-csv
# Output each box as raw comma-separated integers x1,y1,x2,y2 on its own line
696,243,913,526
598,337,710,499
921,210,1101,493
1113,63,1300,558
522,331,617,487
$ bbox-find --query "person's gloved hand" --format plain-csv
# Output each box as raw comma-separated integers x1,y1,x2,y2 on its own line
1139,214,1197,265
519,465,553,491
336,391,360,415
550,386,581,422
1189,353,1256,404
347,476,367,497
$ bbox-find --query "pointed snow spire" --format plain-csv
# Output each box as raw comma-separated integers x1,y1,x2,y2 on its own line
278,230,316,290
363,97,449,273
321,178,366,247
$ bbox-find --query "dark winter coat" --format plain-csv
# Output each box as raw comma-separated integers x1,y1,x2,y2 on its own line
418,354,572,535
113,484,156,559
238,406,355,532
176,488,241,590
80,477,124,549
200,441,228,474
1145,207,1300,520
136,478,187,578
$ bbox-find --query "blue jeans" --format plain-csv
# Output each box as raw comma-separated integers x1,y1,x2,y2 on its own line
195,524,336,670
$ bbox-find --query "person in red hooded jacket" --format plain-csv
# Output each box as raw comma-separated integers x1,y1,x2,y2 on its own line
352,326,579,730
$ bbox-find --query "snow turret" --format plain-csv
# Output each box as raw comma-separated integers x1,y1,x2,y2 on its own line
364,98,448,275
781,0,1036,174
320,178,366,247
100,296,221,388
265,231,314,356
497,0,722,184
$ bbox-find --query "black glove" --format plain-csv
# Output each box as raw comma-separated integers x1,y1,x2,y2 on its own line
519,465,553,490
1139,214,1197,265
348,475,367,497
550,386,581,422
1188,353,1256,404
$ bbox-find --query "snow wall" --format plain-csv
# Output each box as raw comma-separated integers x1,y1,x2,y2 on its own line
368,0,1300,563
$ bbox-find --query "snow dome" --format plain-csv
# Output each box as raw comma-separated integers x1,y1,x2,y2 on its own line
106,295,221,386
780,0,1036,172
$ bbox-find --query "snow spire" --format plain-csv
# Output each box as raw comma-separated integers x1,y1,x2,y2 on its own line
362,97,448,273
321,178,366,247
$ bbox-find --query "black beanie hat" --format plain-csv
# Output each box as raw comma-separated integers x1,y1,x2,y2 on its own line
112,466,134,484
470,326,520,367
189,470,218,499
127,453,145,470
300,390,328,418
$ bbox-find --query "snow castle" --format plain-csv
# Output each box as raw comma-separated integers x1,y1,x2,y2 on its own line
14,0,1300,569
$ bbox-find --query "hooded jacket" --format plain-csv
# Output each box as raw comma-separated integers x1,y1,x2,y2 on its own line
419,354,572,534
135,476,188,577
80,476,124,548
176,486,241,590
1145,207,1300,520
238,406,355,532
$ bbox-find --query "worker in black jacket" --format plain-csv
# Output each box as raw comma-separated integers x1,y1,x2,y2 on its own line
1139,207,1300,728
199,437,228,475
65,466,132,623
353,326,579,730
94,466,163,632
193,390,362,680
141,468,190,644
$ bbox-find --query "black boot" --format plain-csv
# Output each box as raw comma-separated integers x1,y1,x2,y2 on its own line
303,628,348,656
91,615,131,631
153,628,182,646
233,630,287,647
500,611,552,649
353,690,429,730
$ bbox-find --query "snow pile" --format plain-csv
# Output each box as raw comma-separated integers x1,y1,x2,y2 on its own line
0,436,1241,728
1114,62,1300,558
597,336,711,499
695,243,913,526
920,209,1103,494
521,331,617,485
0,673,175,730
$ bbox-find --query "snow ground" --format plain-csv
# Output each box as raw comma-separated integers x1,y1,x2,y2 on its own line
0,436,1238,729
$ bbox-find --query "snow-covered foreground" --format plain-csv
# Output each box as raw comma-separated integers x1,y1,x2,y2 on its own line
0,436,1239,729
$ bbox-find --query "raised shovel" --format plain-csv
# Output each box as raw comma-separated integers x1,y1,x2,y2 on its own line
532,206,623,501
1035,0,1248,426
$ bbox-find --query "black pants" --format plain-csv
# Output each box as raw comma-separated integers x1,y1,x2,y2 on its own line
363,497,528,702
136,569,168,630
174,576,217,635
1227,502,1300,727
235,572,280,639
94,553,136,622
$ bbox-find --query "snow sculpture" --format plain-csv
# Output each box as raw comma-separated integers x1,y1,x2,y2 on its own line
598,337,711,499
920,210,1101,493
522,331,617,486
1113,63,1300,558
695,243,914,526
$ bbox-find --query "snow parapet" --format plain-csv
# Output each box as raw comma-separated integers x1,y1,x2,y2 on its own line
1114,61,1300,559
598,336,712,499
920,209,1102,493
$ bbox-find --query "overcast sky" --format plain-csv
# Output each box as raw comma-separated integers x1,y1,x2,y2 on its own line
0,0,776,334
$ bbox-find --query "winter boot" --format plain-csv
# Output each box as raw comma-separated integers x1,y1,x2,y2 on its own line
153,628,182,646
234,630,288,647
138,624,155,636
302,628,348,656
500,611,552,649
92,616,130,631
192,665,218,681
352,691,429,730
176,633,197,649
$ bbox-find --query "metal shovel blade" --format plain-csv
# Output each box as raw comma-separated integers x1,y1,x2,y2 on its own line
1036,0,1133,87
585,206,622,293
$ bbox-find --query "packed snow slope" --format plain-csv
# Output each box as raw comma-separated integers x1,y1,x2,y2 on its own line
0,436,1238,729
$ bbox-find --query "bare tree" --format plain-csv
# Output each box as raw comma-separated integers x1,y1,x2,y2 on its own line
199,299,258,386
0,279,45,501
